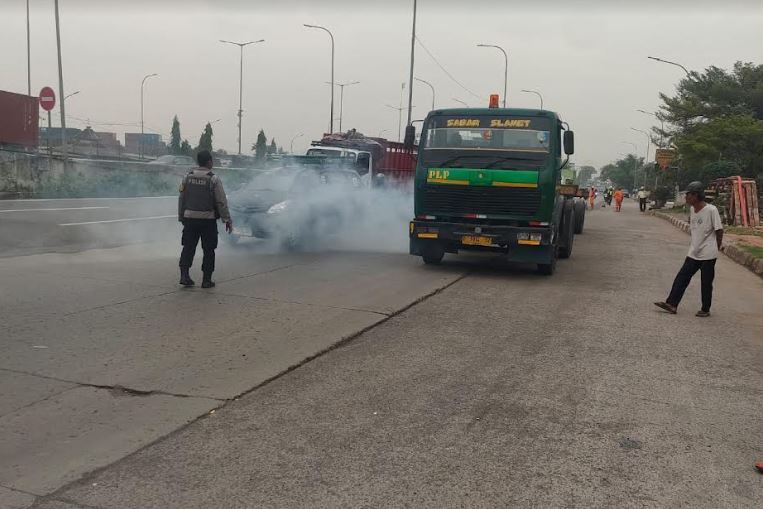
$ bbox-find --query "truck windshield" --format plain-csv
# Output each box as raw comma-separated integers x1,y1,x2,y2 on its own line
422,116,552,154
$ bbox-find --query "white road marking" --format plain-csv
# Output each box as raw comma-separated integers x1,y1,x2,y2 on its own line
0,196,175,203
0,206,109,213
59,215,176,226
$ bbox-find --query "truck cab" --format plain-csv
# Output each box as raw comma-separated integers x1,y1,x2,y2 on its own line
409,104,580,275
306,146,373,188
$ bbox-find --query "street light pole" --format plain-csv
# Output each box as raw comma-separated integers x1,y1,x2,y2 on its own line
386,104,406,143
53,0,67,160
140,73,158,159
621,141,640,190
326,81,359,133
637,109,665,147
631,127,652,188
414,77,435,111
290,133,304,154
304,24,335,134
406,0,417,127
521,89,543,110
26,0,31,96
477,43,508,107
220,39,265,155
647,56,691,77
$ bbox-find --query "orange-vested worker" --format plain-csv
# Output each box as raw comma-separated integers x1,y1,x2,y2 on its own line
588,188,596,210
614,188,625,212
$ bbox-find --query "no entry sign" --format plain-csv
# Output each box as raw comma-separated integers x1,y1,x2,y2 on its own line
39,87,56,111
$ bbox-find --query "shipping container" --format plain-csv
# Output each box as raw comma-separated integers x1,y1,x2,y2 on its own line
0,90,39,148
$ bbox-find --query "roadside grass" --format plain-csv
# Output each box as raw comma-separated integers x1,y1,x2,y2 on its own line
737,243,763,260
725,226,763,238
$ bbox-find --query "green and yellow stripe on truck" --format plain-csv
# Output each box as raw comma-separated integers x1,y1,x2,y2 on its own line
426,168,538,188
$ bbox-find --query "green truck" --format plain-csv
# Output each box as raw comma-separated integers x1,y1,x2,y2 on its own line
408,106,584,275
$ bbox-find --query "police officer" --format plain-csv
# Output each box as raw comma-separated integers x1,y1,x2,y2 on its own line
178,150,232,288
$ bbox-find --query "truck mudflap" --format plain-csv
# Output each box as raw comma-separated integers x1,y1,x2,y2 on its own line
409,220,555,264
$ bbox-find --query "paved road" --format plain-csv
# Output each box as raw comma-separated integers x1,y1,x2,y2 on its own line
2,200,762,508
0,197,178,257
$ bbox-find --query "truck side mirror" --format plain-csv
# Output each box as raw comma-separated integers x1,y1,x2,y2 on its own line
563,130,575,155
404,124,416,150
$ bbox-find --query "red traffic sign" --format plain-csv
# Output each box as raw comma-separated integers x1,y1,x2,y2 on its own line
39,87,56,111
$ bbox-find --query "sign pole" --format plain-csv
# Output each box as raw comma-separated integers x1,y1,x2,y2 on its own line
48,111,52,166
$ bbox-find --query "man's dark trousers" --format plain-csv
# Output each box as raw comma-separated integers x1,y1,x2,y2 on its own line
666,257,716,312
179,218,218,274
639,198,647,212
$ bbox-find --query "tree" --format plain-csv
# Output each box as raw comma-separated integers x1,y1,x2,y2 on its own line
253,129,268,161
170,116,181,155
197,122,214,153
658,61,763,179
599,154,643,190
180,139,193,157
268,139,277,155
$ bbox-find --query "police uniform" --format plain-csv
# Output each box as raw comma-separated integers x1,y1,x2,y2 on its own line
178,168,231,285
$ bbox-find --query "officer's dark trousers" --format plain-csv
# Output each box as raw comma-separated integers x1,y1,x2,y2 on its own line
639,198,647,212
666,257,716,312
179,219,218,274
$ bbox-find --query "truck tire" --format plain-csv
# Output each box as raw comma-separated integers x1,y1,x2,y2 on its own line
421,243,445,265
557,201,575,259
573,199,586,234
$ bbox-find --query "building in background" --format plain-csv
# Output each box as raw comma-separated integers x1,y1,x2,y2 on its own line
124,133,166,157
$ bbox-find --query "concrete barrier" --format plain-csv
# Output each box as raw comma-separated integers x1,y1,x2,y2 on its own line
650,210,763,279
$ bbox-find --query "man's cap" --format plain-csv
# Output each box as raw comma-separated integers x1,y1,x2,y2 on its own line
686,181,705,194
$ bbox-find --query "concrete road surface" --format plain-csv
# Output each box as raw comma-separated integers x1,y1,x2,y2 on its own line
2,199,762,508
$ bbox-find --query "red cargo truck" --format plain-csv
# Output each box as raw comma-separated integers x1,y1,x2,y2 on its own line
0,90,39,148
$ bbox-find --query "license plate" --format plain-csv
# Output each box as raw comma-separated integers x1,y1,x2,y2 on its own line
461,235,493,246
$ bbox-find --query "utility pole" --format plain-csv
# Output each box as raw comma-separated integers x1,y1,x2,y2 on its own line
290,133,304,154
477,44,508,107
327,81,359,133
637,109,665,147
631,127,651,189
406,0,417,127
304,25,335,134
414,77,435,111
53,0,67,160
26,0,31,96
140,74,158,159
220,39,265,154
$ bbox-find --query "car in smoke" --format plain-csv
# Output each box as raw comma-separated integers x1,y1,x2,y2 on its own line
147,155,196,169
227,165,364,249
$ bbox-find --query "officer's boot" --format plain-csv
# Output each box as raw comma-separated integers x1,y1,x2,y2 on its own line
201,272,215,289
179,267,195,287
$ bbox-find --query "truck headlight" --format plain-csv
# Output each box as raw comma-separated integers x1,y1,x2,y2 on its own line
529,233,542,241
517,232,529,240
267,200,290,214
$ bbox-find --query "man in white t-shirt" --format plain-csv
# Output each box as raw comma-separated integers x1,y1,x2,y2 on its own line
655,181,724,317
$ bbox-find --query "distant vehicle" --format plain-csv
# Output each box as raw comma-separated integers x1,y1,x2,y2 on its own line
227,165,364,249
147,155,195,168
307,130,417,188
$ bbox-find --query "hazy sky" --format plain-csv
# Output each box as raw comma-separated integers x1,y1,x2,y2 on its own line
3,0,762,167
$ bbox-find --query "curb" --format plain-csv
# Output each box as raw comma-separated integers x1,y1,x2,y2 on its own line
650,211,763,279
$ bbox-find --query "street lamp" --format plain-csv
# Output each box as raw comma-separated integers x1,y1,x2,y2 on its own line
631,127,652,188
647,56,691,77
521,89,543,110
637,109,665,147
621,140,641,189
26,0,31,95
386,104,408,142
140,73,158,159
326,81,359,133
477,43,508,107
453,98,469,107
64,90,80,101
304,24,335,134
290,133,304,154
414,77,435,111
54,0,67,159
220,39,265,155
406,0,418,128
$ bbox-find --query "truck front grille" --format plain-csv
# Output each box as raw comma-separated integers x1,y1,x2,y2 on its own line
421,185,541,217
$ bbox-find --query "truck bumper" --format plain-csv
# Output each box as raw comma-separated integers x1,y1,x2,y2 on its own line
409,220,555,264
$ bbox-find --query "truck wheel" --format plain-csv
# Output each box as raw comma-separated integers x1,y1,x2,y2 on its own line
557,202,575,259
421,243,445,265
574,199,586,234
